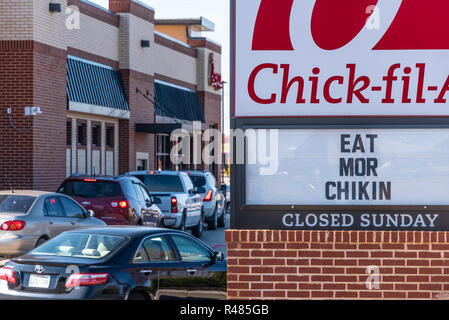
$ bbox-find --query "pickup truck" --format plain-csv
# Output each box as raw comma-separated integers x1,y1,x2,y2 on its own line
127,171,205,238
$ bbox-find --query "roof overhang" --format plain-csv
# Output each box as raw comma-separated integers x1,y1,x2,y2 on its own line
136,123,182,134
155,17,215,32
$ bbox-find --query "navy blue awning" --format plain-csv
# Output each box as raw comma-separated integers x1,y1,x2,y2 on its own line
67,56,129,111
154,81,205,123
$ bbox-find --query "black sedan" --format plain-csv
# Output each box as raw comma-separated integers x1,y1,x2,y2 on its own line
0,227,227,300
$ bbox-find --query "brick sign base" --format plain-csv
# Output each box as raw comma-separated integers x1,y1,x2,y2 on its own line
225,230,449,299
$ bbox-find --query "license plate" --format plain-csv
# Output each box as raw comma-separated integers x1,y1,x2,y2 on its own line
28,274,51,288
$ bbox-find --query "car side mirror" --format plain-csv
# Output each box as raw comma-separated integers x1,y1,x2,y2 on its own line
87,210,95,218
214,251,225,261
220,184,227,192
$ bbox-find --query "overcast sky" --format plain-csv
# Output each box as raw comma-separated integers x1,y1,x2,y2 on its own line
91,0,230,132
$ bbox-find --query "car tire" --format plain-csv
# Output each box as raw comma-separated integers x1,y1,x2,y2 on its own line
207,205,218,230
217,207,225,228
192,210,204,238
35,237,48,248
179,211,186,232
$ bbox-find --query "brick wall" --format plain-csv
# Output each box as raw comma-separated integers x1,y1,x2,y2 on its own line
0,41,34,190
225,230,449,300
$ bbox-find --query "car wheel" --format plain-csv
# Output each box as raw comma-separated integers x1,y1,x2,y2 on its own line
35,237,48,248
217,207,225,228
192,210,204,238
179,211,186,232
128,291,148,300
207,205,218,230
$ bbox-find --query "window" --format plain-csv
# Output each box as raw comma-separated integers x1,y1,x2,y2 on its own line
133,183,145,202
170,235,211,262
77,123,86,146
143,236,176,262
31,233,127,259
59,180,122,199
137,159,147,171
157,134,170,170
106,127,114,148
0,195,36,214
44,197,64,217
66,121,72,146
92,125,100,147
59,197,85,218
122,181,138,200
143,175,184,193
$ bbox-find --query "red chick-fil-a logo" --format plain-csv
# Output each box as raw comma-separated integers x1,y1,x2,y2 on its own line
209,53,222,90
252,0,449,51
244,0,449,107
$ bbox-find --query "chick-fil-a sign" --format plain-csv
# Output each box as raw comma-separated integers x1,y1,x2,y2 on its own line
234,0,449,117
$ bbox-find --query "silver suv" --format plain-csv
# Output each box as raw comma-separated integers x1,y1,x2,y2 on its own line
185,171,225,230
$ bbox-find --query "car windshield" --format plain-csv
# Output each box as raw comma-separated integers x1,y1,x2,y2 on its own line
143,175,184,193
189,175,207,188
59,181,122,198
0,195,36,214
30,233,127,259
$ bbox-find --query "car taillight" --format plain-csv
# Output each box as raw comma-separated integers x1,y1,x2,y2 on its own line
0,267,16,284
203,190,213,202
0,220,26,231
65,273,108,288
118,201,128,209
171,197,178,213
111,201,128,209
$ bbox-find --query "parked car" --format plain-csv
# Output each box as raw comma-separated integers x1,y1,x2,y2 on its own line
0,191,106,257
128,171,204,238
184,171,225,230
222,184,230,214
57,175,162,227
0,226,227,300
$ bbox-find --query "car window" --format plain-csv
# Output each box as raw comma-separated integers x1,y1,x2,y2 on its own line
122,181,138,200
143,175,184,193
59,180,122,198
134,245,150,263
142,236,176,262
133,183,145,202
44,197,64,217
0,195,36,214
59,197,85,218
189,175,207,188
170,235,211,262
31,233,126,259
139,184,152,203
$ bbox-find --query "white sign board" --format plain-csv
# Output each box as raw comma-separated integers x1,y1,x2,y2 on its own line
246,128,449,205
235,0,449,117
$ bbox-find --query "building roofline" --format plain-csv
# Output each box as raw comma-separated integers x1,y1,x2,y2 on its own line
155,17,215,32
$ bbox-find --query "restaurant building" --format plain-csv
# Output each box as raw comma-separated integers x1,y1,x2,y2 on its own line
0,0,222,191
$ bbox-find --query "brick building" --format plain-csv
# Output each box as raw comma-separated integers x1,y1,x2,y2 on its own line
0,0,222,191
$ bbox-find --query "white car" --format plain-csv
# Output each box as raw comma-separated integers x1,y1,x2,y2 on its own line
185,171,225,230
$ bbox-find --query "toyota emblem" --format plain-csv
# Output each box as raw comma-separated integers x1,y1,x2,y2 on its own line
35,265,44,274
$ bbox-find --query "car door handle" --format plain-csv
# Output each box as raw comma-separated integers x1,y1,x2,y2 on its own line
141,270,153,274
82,202,91,205
71,222,76,225
49,221,53,225
186,269,198,274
